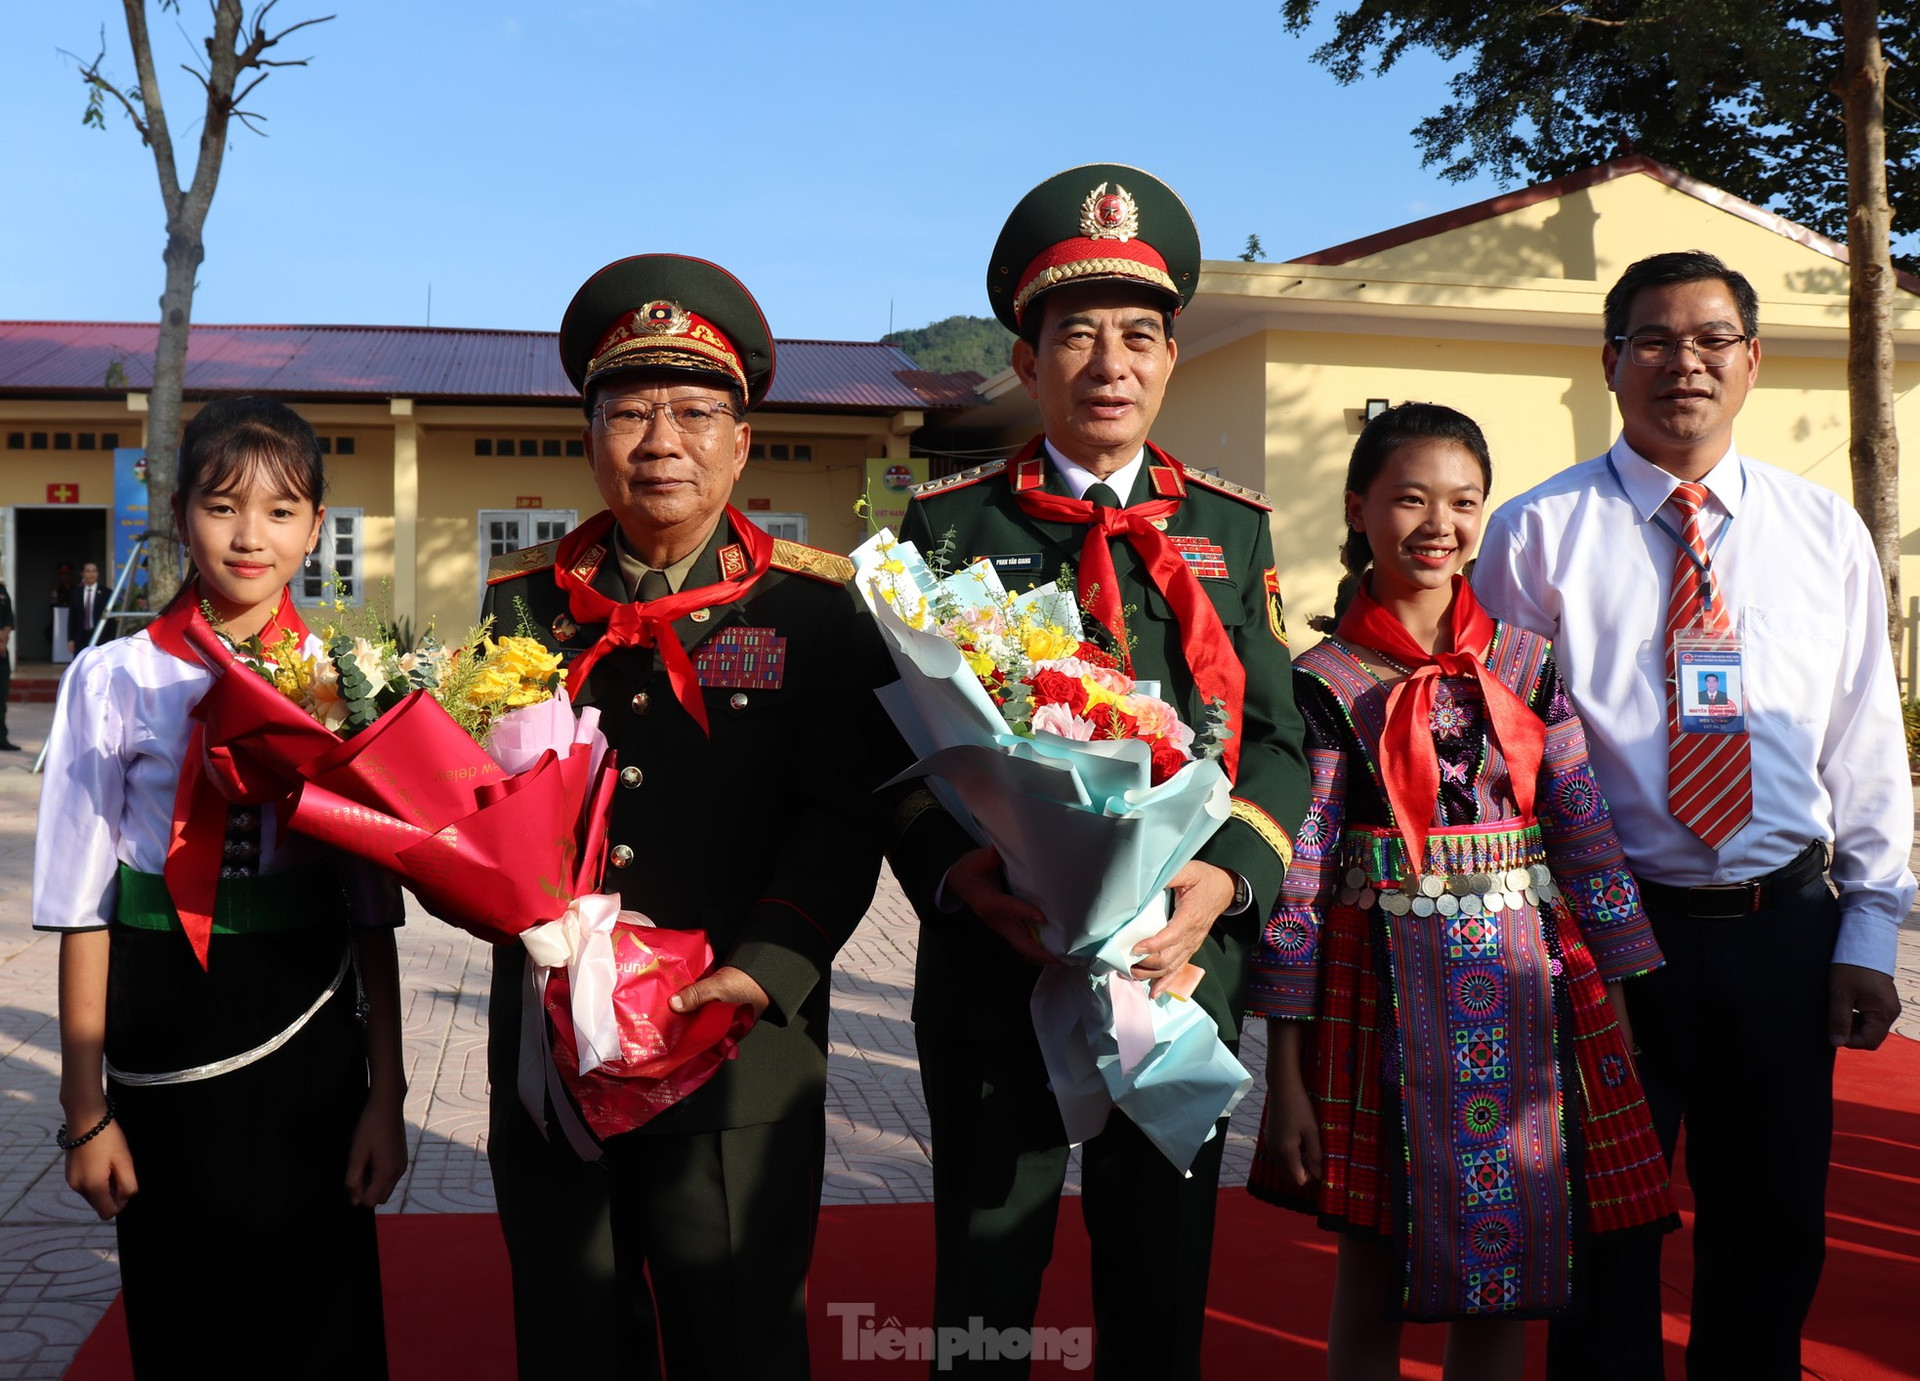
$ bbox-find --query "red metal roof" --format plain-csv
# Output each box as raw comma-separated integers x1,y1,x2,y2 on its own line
0,321,981,412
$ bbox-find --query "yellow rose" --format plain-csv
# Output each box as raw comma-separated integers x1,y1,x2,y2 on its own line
1020,624,1080,663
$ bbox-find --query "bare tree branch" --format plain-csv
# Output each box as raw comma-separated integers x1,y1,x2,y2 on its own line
71,39,153,143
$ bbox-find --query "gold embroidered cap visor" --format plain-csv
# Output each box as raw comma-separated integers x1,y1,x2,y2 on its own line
987,163,1201,332
559,253,777,410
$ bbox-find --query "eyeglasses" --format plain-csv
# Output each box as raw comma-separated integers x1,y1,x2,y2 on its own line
593,399,738,436
1611,332,1752,367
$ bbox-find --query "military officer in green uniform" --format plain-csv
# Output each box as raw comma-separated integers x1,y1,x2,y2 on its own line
889,165,1312,1377
482,254,914,1380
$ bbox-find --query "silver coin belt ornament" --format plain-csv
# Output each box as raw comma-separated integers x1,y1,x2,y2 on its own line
1333,822,1560,918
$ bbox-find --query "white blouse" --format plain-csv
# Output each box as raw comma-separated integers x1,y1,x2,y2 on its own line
32,628,385,932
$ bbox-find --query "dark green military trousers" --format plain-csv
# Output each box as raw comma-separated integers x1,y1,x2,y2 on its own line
487,948,825,1381
916,1025,1230,1380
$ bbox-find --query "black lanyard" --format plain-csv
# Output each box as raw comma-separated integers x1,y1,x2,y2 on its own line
1607,455,1739,614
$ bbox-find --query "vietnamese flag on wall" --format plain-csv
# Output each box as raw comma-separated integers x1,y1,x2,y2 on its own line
47,483,78,503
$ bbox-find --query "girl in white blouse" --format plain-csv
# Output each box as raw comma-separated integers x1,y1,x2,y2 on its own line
35,397,405,1378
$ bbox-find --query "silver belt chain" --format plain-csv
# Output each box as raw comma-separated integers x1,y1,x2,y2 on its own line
104,945,354,1087
1338,863,1561,918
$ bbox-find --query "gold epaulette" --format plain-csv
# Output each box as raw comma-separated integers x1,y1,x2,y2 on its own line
909,458,1006,499
1186,470,1273,512
486,539,559,584
771,538,855,584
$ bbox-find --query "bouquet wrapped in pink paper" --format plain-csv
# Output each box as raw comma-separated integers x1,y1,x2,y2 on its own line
181,618,752,1146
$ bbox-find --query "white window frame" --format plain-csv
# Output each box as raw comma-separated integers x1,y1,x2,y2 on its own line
296,506,364,607
478,508,577,612
747,511,807,543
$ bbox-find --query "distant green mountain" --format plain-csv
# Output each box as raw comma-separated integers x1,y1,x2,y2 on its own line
884,314,1014,377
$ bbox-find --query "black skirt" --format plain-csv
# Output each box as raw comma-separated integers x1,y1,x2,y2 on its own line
105,922,389,1380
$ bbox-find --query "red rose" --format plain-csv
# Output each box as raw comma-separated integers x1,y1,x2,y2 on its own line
1074,641,1119,670
1085,700,1139,742
1148,738,1188,786
1029,668,1090,716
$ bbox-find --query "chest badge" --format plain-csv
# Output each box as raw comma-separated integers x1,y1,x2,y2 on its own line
1169,535,1229,580
695,627,787,690
550,613,579,643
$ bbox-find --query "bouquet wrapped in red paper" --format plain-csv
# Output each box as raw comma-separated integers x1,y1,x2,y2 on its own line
181,618,752,1143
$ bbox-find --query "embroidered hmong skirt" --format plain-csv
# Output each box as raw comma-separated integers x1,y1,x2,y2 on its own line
1251,819,1672,1321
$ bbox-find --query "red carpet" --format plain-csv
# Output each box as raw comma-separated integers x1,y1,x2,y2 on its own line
69,1037,1920,1378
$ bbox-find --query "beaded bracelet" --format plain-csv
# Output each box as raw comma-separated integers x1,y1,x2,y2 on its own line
55,1098,117,1152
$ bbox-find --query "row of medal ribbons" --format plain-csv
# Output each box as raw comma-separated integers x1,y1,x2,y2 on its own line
1337,863,1561,918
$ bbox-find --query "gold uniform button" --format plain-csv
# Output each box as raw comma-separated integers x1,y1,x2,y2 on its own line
609,844,634,869
619,766,643,789
729,692,749,710
630,691,651,714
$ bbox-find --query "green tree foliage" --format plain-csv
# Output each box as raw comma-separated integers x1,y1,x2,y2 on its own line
1284,0,1917,269
1240,233,1268,261
885,315,1016,377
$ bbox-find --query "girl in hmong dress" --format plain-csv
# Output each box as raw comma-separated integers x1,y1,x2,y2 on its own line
1250,404,1673,1381
36,398,405,1378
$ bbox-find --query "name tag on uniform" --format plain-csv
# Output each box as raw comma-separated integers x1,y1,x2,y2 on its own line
1169,535,1229,580
1675,632,1745,734
979,552,1046,577
695,627,787,690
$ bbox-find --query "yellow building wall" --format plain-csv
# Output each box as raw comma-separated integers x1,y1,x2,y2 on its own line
1143,332,1268,494
735,431,875,557
415,430,605,627
1340,171,1857,304
1155,327,1920,650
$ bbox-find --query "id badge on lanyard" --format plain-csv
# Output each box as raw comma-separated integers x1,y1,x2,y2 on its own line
1674,627,1746,735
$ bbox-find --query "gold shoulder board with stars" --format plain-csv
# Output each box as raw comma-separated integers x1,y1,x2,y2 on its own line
1184,471,1273,512
909,458,1007,500
487,540,559,584
770,538,856,584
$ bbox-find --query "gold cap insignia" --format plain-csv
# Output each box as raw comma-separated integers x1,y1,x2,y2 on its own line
1080,183,1139,243
634,300,692,336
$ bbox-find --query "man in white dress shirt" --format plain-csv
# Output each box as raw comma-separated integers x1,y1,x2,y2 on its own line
1474,250,1913,1381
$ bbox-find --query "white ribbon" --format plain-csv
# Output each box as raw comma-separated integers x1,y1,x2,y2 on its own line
521,893,626,1076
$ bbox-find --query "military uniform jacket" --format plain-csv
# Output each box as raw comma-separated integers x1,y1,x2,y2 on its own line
484,516,907,1135
893,442,1311,1043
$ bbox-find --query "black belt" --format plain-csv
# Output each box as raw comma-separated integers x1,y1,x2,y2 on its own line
1634,841,1828,920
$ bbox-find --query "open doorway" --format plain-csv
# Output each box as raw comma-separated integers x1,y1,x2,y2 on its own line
6,505,109,662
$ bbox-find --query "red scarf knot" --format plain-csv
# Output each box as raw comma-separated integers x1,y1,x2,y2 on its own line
1334,577,1545,873
1007,437,1247,781
149,581,312,969
551,508,773,734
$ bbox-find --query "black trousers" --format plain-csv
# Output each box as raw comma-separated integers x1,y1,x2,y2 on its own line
916,1025,1229,1380
107,925,387,1381
1546,869,1841,1381
487,950,825,1381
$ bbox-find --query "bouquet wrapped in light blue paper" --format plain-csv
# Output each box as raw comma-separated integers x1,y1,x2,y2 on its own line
851,530,1253,1173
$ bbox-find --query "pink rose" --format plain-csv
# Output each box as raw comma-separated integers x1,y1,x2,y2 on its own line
1036,656,1133,696
1124,694,1195,751
1031,702,1097,741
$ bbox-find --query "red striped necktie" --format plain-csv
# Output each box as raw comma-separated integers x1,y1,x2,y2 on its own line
1664,481,1751,848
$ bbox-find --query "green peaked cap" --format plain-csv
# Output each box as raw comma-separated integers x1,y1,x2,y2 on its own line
986,163,1201,333
560,253,776,410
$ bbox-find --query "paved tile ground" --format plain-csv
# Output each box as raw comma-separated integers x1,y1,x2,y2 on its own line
0,694,1915,1376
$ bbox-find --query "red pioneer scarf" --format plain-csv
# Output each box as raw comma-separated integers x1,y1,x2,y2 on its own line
551,508,773,734
148,582,311,969
1010,437,1246,780
1335,576,1544,870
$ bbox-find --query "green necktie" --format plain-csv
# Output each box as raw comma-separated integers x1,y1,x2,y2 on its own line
1083,481,1123,510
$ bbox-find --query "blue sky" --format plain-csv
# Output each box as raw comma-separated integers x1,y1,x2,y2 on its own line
1,1,1514,342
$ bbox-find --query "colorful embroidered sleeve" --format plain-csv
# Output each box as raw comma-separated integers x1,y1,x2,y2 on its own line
1247,681,1348,1020
1533,661,1664,982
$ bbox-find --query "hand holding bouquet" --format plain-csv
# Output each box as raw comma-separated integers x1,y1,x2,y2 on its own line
185,600,750,1149
852,530,1251,1172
